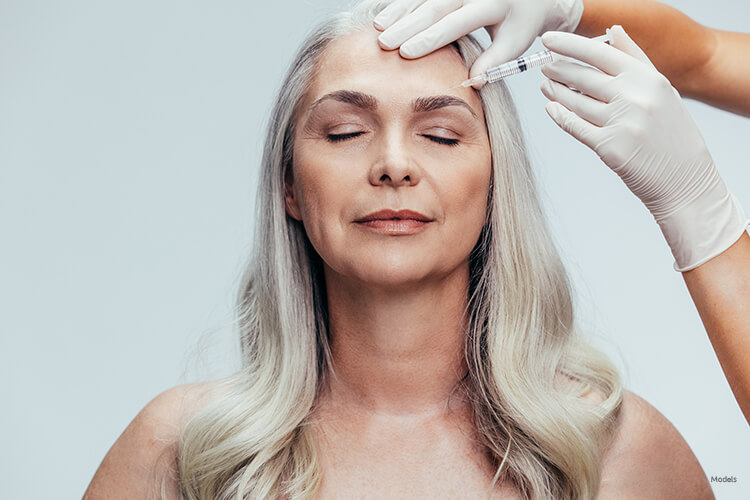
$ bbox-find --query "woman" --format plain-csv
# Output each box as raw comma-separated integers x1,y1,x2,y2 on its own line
83,1,713,498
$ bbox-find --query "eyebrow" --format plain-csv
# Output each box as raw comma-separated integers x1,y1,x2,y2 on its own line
309,90,478,119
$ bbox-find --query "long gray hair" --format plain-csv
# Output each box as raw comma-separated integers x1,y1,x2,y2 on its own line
176,1,623,498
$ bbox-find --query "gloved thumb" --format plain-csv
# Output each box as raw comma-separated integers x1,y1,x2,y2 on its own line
608,25,657,70
469,24,536,88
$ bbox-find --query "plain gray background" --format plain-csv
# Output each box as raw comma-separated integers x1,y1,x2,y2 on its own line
1,0,748,498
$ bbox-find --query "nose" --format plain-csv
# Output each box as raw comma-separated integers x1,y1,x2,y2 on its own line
368,130,421,187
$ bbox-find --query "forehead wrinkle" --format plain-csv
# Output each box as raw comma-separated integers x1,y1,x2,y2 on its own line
309,90,479,120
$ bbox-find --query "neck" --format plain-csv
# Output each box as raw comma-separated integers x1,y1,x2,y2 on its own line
320,262,472,420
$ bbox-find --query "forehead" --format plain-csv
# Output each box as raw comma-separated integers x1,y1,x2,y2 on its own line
303,28,484,117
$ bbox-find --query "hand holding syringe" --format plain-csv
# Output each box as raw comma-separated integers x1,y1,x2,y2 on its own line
454,31,613,88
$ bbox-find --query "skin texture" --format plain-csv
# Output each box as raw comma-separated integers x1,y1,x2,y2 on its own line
576,0,750,116
82,26,714,500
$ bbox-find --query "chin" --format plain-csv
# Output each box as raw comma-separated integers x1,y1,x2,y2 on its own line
350,255,463,290
359,268,432,289
319,242,469,288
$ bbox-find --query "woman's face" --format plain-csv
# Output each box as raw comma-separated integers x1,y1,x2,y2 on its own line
286,28,491,289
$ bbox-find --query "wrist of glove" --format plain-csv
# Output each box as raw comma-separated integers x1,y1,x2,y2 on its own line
540,26,750,272
653,164,749,272
613,129,750,273
543,0,584,33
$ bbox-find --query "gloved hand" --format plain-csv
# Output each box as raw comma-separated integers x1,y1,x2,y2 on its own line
373,0,584,88
540,25,750,272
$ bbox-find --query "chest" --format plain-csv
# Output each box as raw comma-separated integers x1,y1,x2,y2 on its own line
310,415,523,499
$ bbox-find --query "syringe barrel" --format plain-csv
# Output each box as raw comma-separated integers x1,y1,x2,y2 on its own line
484,50,555,83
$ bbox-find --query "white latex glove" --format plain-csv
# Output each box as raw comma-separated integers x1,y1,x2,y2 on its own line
540,26,750,272
373,0,584,88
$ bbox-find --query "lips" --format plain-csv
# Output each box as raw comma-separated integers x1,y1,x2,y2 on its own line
354,209,434,236
355,209,433,223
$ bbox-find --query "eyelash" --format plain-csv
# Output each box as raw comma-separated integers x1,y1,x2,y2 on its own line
326,132,459,147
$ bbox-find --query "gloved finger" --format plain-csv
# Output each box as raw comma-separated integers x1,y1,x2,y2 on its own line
541,60,615,103
607,25,657,70
398,4,492,59
541,30,641,76
377,0,463,50
545,101,603,153
373,0,425,31
540,79,609,126
468,21,533,86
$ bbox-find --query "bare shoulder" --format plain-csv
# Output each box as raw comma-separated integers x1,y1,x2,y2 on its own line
597,390,714,499
83,382,222,500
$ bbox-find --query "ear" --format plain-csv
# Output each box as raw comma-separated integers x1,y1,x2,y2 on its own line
284,166,303,221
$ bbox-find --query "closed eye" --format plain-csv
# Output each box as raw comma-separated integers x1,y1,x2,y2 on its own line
326,132,459,147
326,132,365,142
422,135,459,147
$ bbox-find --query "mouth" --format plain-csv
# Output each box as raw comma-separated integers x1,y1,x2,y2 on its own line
354,209,433,235
355,209,433,223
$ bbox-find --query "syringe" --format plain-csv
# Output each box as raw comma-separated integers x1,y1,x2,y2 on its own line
455,32,613,88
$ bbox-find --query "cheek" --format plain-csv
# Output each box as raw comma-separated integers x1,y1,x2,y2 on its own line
442,148,492,225
431,147,492,262
294,146,344,215
292,144,360,242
